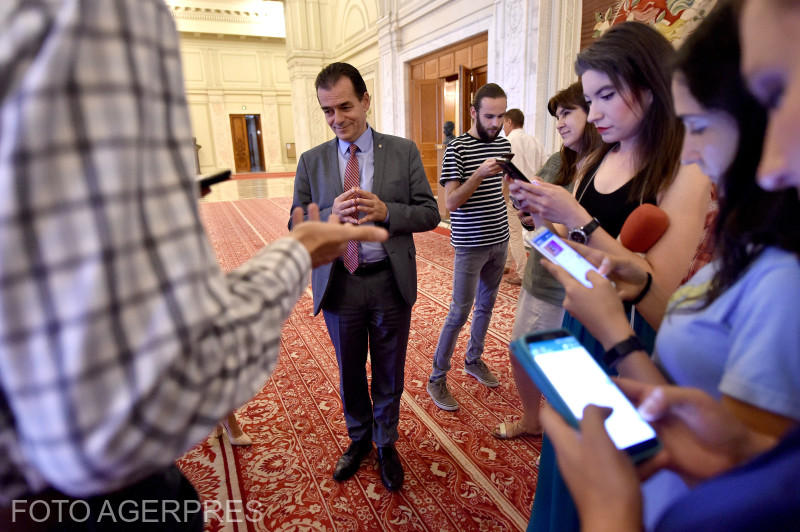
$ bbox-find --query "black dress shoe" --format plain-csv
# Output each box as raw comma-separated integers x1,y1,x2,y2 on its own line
377,445,404,491
333,439,373,482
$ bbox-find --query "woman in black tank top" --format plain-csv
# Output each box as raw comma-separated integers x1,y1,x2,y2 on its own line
508,21,710,332
509,22,712,532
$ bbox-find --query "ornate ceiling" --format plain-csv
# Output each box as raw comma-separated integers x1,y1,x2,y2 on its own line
164,0,286,38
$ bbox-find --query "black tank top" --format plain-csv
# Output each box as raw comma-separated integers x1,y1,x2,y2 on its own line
575,160,656,238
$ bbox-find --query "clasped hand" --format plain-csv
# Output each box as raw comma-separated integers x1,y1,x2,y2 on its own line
333,187,388,225
290,204,388,268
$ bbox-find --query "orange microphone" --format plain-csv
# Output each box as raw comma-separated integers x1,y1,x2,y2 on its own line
620,204,670,253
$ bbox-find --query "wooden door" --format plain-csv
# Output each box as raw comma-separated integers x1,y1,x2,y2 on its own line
252,115,266,172
229,115,251,173
474,66,488,94
458,65,489,133
458,65,474,134
410,78,443,193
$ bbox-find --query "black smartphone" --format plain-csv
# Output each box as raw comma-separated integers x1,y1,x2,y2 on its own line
495,155,531,183
510,329,661,463
197,169,232,191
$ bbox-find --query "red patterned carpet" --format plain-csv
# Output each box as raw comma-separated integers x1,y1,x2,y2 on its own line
178,197,539,531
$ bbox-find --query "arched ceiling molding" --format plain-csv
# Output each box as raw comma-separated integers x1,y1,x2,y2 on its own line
328,0,379,63
170,6,262,20
342,3,368,43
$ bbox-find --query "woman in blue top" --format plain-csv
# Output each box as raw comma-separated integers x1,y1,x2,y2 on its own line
540,0,800,529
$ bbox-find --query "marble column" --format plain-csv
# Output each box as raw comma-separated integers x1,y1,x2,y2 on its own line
207,91,235,171
376,11,401,135
260,94,283,170
284,0,329,157
492,0,581,154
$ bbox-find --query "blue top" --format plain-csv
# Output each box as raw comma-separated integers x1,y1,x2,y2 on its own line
654,247,800,418
337,126,387,263
655,425,800,532
643,247,800,529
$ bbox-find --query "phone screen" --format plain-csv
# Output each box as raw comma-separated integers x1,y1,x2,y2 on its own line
525,333,658,455
528,228,599,288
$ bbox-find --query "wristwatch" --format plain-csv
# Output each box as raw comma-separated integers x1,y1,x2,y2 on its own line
568,217,600,244
603,335,646,369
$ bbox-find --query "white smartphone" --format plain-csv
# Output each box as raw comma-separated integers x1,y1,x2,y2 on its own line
527,227,601,288
510,329,661,463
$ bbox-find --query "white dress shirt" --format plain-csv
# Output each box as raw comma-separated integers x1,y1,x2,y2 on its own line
506,128,545,181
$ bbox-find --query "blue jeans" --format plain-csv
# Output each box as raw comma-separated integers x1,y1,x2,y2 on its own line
431,241,508,381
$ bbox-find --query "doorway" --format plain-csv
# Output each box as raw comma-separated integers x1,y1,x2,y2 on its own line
230,114,266,173
408,34,488,193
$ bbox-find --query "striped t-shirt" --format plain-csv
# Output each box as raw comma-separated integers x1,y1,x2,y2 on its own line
440,133,511,247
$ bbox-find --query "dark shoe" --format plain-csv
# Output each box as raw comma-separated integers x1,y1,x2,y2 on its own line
426,378,459,411
333,439,373,482
465,359,500,387
377,445,404,491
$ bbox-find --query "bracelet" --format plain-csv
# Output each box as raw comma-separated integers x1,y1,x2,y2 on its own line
603,335,646,369
628,272,652,305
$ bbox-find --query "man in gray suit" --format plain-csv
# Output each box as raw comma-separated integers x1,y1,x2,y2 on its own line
290,62,439,491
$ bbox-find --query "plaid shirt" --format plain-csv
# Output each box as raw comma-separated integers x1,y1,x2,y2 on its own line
0,0,310,502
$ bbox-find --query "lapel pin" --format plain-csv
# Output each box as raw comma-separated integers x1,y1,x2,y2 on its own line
378,144,382,149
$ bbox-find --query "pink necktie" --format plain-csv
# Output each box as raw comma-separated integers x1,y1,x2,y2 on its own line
342,144,360,273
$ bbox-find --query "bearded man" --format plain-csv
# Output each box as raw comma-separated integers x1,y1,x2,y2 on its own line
426,83,511,411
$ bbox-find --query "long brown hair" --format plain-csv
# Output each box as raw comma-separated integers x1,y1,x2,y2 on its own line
546,81,603,187
575,22,684,203
673,0,800,309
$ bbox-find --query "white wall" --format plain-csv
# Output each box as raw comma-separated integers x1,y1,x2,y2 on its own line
179,36,296,173
168,0,581,166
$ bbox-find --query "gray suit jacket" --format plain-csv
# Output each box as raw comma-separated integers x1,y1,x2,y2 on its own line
290,129,440,315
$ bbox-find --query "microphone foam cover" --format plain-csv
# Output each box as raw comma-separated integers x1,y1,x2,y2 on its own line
620,204,670,253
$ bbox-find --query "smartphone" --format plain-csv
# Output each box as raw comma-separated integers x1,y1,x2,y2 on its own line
196,169,232,191
527,227,600,288
510,329,661,463
496,155,531,183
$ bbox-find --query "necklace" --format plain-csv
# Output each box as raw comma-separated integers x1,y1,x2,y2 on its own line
576,142,621,205
576,165,599,205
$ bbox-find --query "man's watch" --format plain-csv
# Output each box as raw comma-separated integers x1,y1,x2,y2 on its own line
568,217,600,244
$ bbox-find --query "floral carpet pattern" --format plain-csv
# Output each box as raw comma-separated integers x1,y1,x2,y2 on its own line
177,197,540,531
